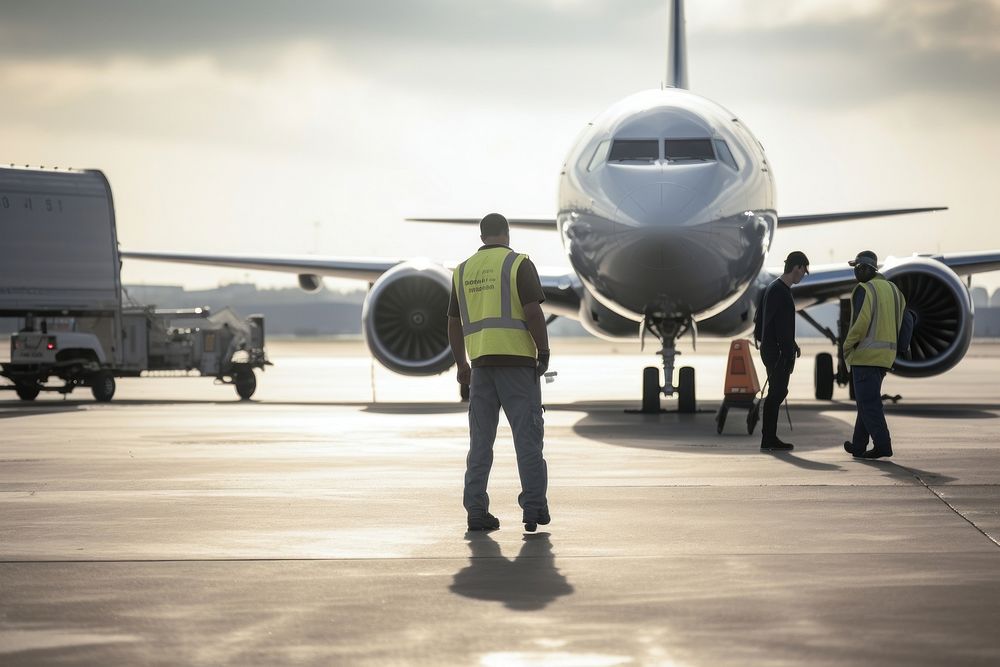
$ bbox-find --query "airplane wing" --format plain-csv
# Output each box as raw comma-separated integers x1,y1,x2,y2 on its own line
779,207,946,227
121,250,402,283
122,249,584,316
407,217,558,230
407,207,946,230
790,251,1000,304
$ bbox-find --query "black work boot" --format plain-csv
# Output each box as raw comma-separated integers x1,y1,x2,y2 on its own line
523,506,551,533
861,448,893,459
844,441,864,458
760,437,794,451
467,513,500,532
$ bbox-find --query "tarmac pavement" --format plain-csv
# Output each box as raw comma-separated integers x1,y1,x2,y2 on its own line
1,340,999,665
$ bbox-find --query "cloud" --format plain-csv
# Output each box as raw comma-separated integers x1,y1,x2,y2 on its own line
3,0,997,115
691,0,1000,111
0,0,663,60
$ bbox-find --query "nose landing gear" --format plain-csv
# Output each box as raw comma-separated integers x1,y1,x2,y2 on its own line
637,313,696,414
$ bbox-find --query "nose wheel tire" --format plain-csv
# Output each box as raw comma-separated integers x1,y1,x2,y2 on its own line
678,366,696,413
641,366,660,413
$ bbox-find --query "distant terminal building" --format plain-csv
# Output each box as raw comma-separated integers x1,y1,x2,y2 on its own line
3,283,999,339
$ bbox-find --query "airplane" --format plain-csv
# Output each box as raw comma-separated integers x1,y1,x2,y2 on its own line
123,0,1000,410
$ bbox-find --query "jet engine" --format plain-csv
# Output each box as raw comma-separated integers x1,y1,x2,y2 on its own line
361,261,454,376
298,274,323,293
884,257,973,378
697,279,768,338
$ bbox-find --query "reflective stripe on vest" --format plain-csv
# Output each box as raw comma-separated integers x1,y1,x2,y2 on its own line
856,281,903,351
454,248,536,359
850,278,906,368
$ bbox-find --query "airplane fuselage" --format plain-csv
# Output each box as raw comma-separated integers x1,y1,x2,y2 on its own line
558,88,776,339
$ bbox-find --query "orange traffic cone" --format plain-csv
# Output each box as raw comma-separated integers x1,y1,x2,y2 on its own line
715,339,762,435
724,339,760,400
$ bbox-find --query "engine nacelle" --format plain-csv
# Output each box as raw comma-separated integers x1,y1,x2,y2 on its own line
298,274,323,293
697,273,771,337
883,257,973,378
361,261,454,376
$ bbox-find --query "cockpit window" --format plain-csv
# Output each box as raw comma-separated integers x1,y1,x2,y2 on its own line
664,139,715,161
713,139,738,171
587,139,612,172
609,139,659,162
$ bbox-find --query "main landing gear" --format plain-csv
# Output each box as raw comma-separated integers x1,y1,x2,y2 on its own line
637,313,696,414
799,298,854,400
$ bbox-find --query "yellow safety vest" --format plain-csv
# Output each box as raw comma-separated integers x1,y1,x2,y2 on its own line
844,276,906,369
454,247,536,360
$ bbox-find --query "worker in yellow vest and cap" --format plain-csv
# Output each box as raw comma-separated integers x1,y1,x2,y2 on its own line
842,250,906,459
448,213,551,532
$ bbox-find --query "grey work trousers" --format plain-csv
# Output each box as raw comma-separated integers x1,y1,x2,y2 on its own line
464,366,548,521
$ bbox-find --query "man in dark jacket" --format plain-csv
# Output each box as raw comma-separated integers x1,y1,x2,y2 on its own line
757,251,809,451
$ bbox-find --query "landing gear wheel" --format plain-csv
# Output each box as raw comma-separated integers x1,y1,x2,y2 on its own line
678,366,696,413
747,401,761,434
460,383,470,402
91,372,115,402
234,370,257,400
715,404,728,434
814,352,834,400
15,385,40,401
641,366,660,413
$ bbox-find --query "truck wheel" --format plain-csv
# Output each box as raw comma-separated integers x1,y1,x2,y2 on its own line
16,385,40,401
234,370,256,400
91,372,116,402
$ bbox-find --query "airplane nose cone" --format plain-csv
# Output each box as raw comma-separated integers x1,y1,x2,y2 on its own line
614,181,698,225
613,181,702,270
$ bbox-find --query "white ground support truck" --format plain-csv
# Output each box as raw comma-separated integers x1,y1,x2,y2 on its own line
0,165,268,401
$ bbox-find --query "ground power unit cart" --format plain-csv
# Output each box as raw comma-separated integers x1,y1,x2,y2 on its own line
0,165,269,402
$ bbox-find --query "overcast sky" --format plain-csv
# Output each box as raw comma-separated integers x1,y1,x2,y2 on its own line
3,0,999,292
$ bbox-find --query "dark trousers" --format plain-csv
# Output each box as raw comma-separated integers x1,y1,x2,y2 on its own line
761,363,791,440
851,365,891,453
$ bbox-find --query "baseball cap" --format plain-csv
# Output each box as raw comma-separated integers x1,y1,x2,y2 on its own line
785,250,810,273
848,250,878,269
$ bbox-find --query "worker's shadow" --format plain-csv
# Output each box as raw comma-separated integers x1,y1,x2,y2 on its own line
449,532,574,611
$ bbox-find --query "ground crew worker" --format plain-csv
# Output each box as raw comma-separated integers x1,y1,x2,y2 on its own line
756,251,809,451
842,250,906,459
447,213,551,533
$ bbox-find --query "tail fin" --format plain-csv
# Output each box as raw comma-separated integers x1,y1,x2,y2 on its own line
666,0,689,89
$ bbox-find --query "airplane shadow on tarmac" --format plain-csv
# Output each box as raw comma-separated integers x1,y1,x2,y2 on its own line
554,400,998,455
449,532,574,611
546,399,995,479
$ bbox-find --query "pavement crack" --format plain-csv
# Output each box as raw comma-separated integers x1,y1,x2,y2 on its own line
904,466,1000,549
